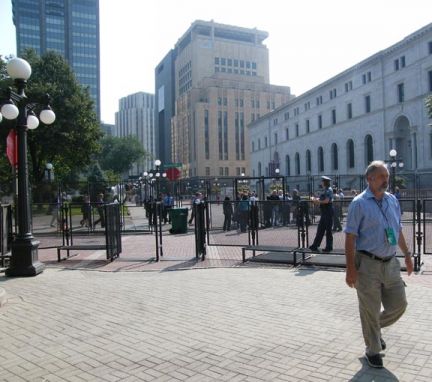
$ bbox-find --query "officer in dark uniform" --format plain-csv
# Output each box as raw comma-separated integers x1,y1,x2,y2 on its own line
309,176,334,252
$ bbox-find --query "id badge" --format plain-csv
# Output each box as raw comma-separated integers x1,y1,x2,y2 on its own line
385,228,397,245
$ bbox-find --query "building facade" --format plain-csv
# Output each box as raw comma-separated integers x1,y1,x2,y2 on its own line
156,20,293,177
115,92,155,175
12,0,101,119
249,23,432,184
155,49,176,165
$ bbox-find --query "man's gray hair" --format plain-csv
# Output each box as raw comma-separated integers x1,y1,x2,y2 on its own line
365,160,387,178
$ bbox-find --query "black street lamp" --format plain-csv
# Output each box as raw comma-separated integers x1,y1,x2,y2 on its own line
389,149,404,194
46,162,53,182
153,159,166,199
0,57,56,277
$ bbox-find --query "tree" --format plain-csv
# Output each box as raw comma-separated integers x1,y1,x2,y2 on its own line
98,135,147,176
0,50,102,184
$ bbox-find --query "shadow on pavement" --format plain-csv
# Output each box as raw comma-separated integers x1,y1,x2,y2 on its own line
349,357,399,381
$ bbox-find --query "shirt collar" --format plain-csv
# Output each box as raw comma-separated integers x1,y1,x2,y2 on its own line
364,187,390,200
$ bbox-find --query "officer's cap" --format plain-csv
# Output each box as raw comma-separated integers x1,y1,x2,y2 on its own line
321,176,331,181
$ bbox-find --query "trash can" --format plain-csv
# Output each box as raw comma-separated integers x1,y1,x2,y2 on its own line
169,208,189,234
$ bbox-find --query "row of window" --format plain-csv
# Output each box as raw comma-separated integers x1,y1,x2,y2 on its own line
214,57,257,69
214,66,257,76
255,135,374,177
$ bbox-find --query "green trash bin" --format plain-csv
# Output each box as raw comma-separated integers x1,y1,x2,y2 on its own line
169,208,189,234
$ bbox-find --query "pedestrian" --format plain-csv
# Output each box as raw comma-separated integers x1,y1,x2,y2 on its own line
80,195,92,227
93,193,105,228
394,186,403,214
309,176,334,252
222,196,233,231
238,193,250,233
163,193,174,224
332,188,343,232
344,160,413,369
188,192,202,225
49,192,61,227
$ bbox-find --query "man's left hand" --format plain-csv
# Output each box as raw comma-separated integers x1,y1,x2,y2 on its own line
405,256,414,276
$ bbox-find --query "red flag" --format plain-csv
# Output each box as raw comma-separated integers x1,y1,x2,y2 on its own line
6,130,18,167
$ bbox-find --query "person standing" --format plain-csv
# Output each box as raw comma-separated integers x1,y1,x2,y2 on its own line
309,176,334,252
222,196,233,231
345,160,413,368
93,193,105,229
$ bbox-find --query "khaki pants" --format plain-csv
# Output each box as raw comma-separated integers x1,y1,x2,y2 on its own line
355,252,407,355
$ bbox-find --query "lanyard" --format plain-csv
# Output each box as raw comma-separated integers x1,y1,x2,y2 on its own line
374,198,390,227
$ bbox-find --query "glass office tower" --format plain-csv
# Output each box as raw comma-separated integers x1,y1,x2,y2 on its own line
12,0,100,119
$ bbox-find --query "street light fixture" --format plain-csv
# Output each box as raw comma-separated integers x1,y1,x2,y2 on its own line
46,162,53,182
0,57,56,277
388,149,404,194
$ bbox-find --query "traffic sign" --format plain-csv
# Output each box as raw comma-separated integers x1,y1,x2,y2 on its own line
166,167,181,181
164,163,182,168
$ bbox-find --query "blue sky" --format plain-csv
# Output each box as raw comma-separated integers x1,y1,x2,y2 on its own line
1,0,431,124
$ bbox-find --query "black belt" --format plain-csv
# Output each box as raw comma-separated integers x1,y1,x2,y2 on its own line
358,250,394,263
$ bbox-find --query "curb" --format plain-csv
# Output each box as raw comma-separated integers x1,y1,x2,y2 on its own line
0,287,6,307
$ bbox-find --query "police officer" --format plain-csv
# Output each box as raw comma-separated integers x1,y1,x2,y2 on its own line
309,176,334,252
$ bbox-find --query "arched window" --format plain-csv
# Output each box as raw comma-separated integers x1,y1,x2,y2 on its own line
365,135,373,165
318,146,324,172
285,155,291,176
306,150,311,173
295,153,300,175
347,139,355,168
331,143,338,171
258,162,262,177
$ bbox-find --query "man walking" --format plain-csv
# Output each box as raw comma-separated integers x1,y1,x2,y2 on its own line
345,161,413,368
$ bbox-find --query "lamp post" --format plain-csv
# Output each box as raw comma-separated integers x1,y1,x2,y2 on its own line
0,57,56,277
46,162,53,182
389,149,404,194
153,159,166,199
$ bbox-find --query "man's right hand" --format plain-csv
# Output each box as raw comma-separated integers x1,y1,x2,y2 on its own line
345,266,357,288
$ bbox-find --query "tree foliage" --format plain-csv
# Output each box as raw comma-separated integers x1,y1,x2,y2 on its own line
0,50,102,184
98,135,146,176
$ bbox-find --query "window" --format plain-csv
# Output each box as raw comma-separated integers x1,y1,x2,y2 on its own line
258,162,262,177
258,139,261,150
316,95,323,105
331,143,338,171
284,111,290,120
400,56,405,68
394,59,399,71
225,167,229,176
223,97,227,106
365,95,371,113
345,81,352,92
204,110,209,159
329,88,337,99
252,141,255,152
215,57,219,64
365,135,373,165
295,153,300,175
306,119,310,133
205,167,210,176
218,97,222,105
219,167,224,176
347,139,355,168
285,128,289,140
273,118,278,126
306,150,311,173
429,70,432,92
295,123,299,137
367,71,372,82
318,114,322,129
264,137,268,147
274,133,278,145
397,83,404,103
362,74,367,84
332,109,336,125
285,155,291,176
429,41,432,54
221,58,226,65
234,59,238,67
347,103,352,119
318,147,324,172
227,58,232,66
240,99,244,107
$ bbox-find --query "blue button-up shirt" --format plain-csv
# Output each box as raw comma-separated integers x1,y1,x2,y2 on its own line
344,187,402,258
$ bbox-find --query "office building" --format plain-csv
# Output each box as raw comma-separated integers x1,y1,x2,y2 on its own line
115,92,155,175
12,0,101,119
155,20,293,176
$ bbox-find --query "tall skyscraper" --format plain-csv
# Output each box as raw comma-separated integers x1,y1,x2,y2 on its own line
12,0,101,119
115,92,155,175
155,20,293,177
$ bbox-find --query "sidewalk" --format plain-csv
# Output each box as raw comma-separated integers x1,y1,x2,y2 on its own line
1,265,431,381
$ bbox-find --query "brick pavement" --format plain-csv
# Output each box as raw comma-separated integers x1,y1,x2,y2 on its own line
1,266,432,381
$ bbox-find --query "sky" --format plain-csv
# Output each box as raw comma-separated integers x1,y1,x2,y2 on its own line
0,0,431,124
